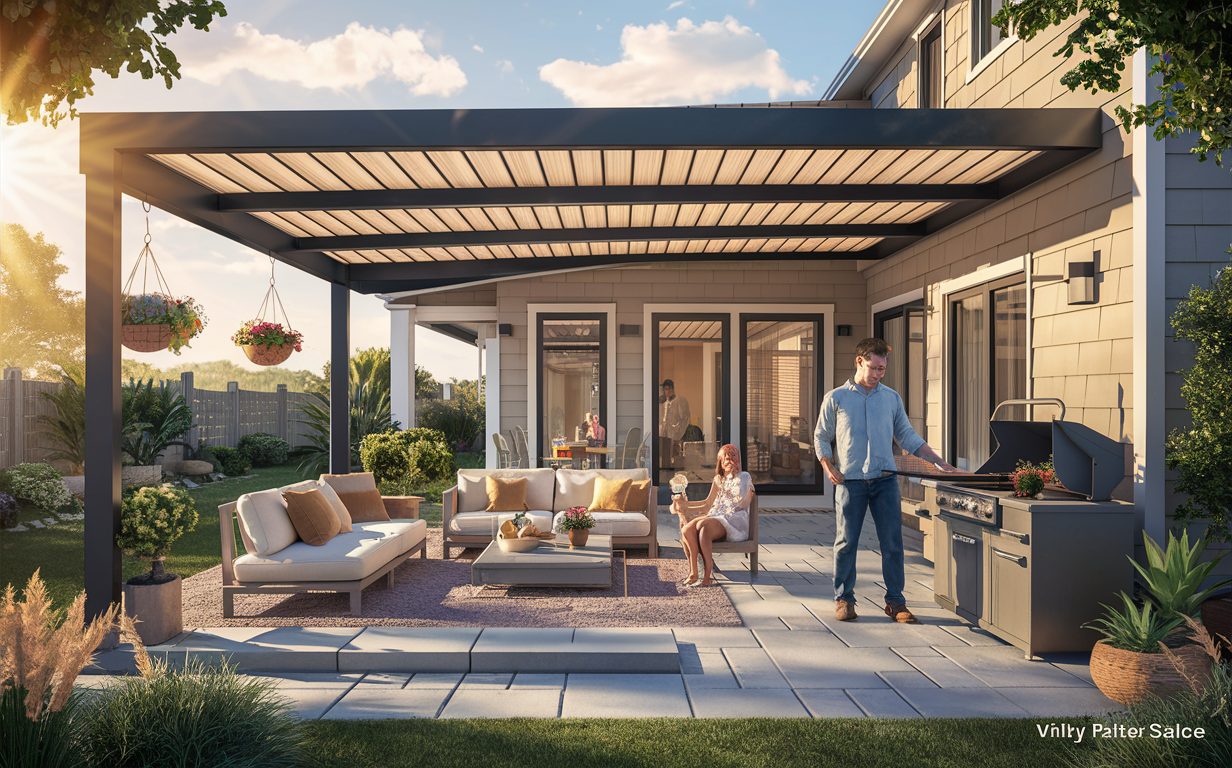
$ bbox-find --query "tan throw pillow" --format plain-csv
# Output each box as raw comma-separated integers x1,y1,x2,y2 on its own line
282,489,341,546
485,476,529,512
336,489,390,523
590,476,633,513
623,479,652,513
313,481,353,533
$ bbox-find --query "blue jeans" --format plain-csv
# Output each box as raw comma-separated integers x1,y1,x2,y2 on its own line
833,474,905,606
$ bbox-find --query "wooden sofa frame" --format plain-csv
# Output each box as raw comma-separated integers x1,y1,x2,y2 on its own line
219,496,426,618
441,480,658,560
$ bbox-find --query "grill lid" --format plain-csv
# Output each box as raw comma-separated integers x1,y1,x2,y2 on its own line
1052,420,1124,501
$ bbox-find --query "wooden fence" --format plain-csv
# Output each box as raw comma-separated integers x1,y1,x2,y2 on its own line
0,368,318,470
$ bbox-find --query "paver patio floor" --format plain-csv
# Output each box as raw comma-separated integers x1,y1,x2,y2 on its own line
82,511,1124,719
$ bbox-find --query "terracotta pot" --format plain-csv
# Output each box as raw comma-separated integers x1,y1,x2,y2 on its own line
122,324,172,353
1089,639,1213,704
242,343,294,366
123,572,182,646
568,528,590,549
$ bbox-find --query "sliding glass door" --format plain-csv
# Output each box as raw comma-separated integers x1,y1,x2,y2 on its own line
651,314,729,490
537,314,606,462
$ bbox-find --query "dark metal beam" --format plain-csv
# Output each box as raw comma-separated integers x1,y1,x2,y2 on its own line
347,249,864,294
78,108,1104,161
289,224,923,254
330,282,350,474
83,155,123,621
219,184,999,212
424,323,480,346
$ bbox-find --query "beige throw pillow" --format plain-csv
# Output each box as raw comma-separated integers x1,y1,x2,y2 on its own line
485,476,529,512
283,489,341,546
590,476,633,513
623,479,653,513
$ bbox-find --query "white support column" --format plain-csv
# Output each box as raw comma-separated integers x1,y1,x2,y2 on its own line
390,305,416,430
485,336,502,469
1133,47,1166,546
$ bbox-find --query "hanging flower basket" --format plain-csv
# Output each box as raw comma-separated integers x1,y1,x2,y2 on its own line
120,294,207,355
233,320,304,367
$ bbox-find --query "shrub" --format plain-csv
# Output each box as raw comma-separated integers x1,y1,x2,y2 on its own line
211,446,251,477
80,659,307,768
419,397,483,449
360,427,454,485
360,431,414,485
2,463,69,513
0,686,85,768
0,493,18,529
409,437,457,483
237,432,290,467
116,486,198,582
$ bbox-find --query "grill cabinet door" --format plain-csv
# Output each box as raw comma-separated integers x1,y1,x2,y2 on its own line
950,530,983,622
989,538,1031,644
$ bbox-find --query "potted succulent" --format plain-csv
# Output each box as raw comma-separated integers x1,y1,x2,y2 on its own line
121,293,207,354
558,506,597,549
232,320,304,366
116,485,199,645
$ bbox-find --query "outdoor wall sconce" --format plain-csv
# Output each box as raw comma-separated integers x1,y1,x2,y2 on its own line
836,325,853,336
1068,260,1096,305
498,324,513,337
619,324,641,337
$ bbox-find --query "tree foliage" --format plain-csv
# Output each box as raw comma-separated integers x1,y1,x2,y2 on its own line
120,358,325,393
318,347,440,401
0,223,83,376
1165,256,1232,541
994,1,1232,165
0,0,227,126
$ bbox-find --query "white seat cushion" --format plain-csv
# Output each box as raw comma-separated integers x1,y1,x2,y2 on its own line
552,510,650,537
447,510,553,537
236,488,297,556
554,468,651,513
233,519,427,583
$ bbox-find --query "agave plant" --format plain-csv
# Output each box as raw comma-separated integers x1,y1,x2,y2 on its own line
121,379,194,467
1134,530,1232,620
1083,593,1189,653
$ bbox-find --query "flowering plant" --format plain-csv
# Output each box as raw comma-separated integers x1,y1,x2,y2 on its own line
1011,459,1056,498
121,292,207,354
557,506,596,531
231,320,304,352
2,462,70,513
116,485,198,583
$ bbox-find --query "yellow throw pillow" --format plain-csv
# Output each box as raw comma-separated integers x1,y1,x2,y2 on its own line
623,479,652,513
336,489,390,523
590,476,633,513
282,489,341,546
485,476,529,512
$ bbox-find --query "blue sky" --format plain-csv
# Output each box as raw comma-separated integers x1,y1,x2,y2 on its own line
0,0,882,382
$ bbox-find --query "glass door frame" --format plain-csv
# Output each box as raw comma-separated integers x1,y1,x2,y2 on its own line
535,312,608,462
739,314,826,495
650,312,731,489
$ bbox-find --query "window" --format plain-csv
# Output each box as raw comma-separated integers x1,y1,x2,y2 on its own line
919,24,943,108
875,302,926,500
948,276,1027,471
537,314,606,461
973,0,1006,63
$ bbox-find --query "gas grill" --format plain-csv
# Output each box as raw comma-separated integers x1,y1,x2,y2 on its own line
892,399,1136,658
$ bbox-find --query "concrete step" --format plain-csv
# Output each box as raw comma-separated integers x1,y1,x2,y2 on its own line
134,626,680,674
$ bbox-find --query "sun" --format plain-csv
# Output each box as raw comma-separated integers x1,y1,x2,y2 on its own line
0,121,82,228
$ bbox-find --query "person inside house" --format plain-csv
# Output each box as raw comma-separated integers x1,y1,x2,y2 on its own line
672,444,752,588
815,337,957,625
586,412,606,446
659,379,690,468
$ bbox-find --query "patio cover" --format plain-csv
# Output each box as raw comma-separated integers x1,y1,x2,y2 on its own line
78,106,1103,616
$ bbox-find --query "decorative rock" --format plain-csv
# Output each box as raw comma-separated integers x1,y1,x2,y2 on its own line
122,465,162,487
10,524,26,532
170,460,215,476
28,520,44,529
181,478,201,489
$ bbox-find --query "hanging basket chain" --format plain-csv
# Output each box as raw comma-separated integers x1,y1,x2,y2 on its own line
253,255,296,331
122,201,174,299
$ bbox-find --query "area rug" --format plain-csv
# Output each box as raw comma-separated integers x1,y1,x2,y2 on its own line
181,530,742,628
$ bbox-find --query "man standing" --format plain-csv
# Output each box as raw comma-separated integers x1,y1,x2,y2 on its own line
659,379,690,468
814,338,956,623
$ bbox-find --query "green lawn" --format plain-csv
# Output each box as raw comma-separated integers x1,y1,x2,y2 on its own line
301,718,1087,768
0,457,482,611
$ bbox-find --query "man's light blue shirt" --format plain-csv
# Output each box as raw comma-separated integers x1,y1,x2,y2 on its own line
814,378,927,480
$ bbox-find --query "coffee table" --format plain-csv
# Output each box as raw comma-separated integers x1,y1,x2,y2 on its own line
472,534,613,588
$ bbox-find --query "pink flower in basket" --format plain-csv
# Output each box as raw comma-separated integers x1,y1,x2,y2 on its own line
558,507,596,531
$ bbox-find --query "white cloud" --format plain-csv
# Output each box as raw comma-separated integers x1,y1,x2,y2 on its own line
472,44,484,53
183,22,467,97
496,59,515,73
539,16,810,106
667,1,688,9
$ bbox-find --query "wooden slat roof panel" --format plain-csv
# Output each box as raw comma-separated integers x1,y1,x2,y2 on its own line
314,152,385,190
501,151,546,187
150,154,247,193
391,152,451,188
352,152,417,188
193,154,282,192
273,153,349,191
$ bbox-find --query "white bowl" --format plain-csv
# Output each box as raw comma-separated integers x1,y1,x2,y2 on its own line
496,536,541,553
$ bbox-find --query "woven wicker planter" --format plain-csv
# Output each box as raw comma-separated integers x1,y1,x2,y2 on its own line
242,343,294,366
121,324,172,353
1200,596,1232,650
1090,640,1213,704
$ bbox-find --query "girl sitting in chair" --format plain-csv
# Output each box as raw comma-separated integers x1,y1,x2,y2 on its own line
671,444,753,588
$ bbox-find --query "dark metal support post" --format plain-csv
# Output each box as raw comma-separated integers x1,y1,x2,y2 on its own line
83,155,123,620
330,281,351,474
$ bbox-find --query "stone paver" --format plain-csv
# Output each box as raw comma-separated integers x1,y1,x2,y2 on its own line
722,647,791,689
794,689,867,718
162,627,363,672
287,689,350,720
406,673,465,689
688,688,811,718
939,646,1094,688
561,674,691,718
460,673,514,689
996,687,1124,717
441,689,561,719
511,674,566,689
338,627,480,673
846,688,920,718
324,688,454,719
896,687,1031,718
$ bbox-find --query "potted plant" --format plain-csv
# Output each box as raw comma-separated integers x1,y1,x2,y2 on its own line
121,379,194,485
232,320,304,366
1010,459,1054,498
558,506,596,548
121,293,206,354
116,485,199,645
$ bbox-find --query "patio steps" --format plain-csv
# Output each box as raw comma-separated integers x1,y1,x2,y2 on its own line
96,627,680,674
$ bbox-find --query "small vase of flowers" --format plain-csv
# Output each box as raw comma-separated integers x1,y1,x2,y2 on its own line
121,293,207,354
558,506,597,548
232,320,304,366
1011,459,1055,498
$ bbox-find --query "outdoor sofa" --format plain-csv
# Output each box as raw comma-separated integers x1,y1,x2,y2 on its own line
442,467,658,559
219,473,426,617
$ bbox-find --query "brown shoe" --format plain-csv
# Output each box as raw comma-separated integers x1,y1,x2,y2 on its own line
885,603,918,623
835,599,858,621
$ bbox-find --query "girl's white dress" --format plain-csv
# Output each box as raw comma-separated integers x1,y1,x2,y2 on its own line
707,472,752,542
